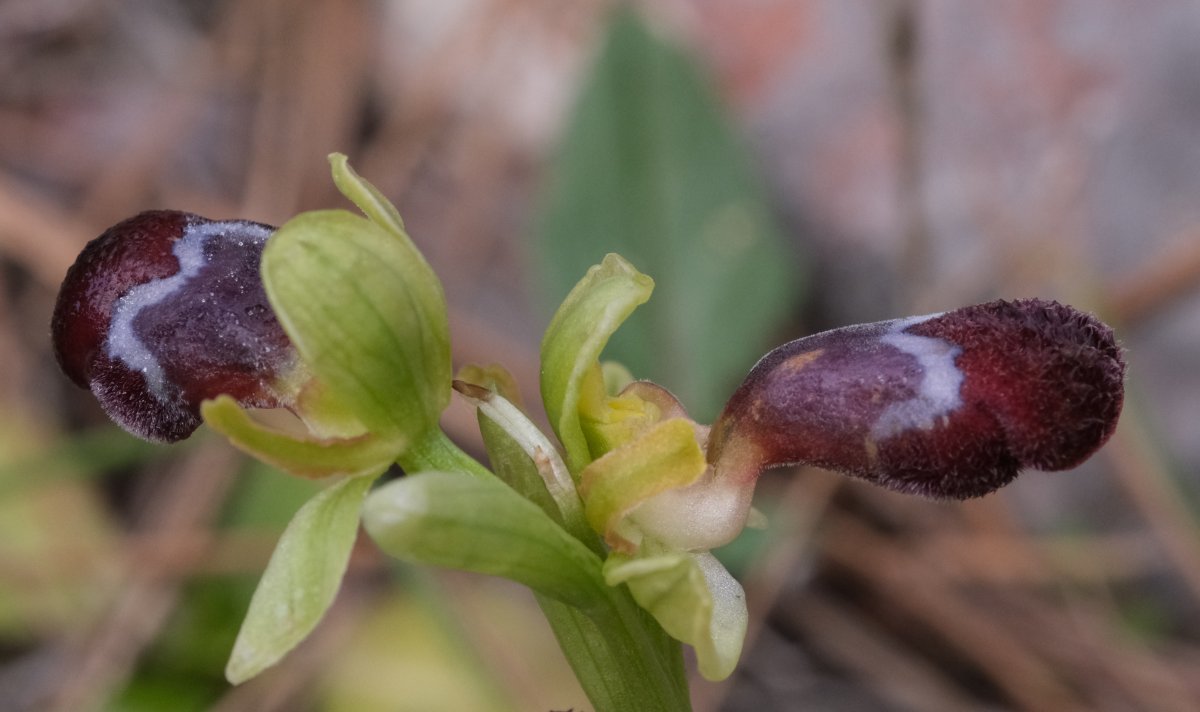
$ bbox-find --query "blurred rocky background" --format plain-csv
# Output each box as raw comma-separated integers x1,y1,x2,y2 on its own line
1,1,1198,710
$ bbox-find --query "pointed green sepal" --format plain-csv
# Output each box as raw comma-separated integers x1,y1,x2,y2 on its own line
262,209,451,441
226,471,381,684
329,152,408,237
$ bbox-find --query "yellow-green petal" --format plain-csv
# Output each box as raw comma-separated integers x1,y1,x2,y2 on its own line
578,417,706,551
541,254,653,474
604,550,746,681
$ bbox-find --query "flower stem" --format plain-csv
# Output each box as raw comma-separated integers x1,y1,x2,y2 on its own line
393,425,692,712
538,590,691,712
397,428,491,478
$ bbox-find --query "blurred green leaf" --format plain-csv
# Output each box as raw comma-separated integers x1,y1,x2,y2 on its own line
0,427,167,496
0,420,122,635
263,209,451,441
535,9,803,421
220,460,323,527
362,471,607,610
226,472,379,684
321,590,522,712
111,675,215,712
116,579,257,712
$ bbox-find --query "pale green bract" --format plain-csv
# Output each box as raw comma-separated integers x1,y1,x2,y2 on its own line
226,472,381,684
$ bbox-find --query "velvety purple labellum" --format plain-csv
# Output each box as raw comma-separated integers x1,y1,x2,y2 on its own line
52,210,294,443
708,299,1125,499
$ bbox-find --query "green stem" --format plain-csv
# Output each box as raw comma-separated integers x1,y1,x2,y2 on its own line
397,428,491,478
538,590,691,712
395,425,692,712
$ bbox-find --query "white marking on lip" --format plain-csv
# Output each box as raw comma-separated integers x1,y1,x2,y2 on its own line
869,313,963,440
105,219,272,403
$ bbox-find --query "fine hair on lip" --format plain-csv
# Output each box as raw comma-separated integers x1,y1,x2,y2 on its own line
708,299,1125,500
51,211,290,443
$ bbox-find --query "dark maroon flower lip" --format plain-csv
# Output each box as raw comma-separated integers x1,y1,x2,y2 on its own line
708,299,1125,499
52,210,295,443
53,210,190,390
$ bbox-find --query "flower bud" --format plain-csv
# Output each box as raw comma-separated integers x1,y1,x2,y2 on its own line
52,210,298,442
708,299,1125,498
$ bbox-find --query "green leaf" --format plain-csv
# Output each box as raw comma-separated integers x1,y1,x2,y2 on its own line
202,395,403,479
226,472,380,684
361,471,607,611
535,9,803,421
540,253,654,474
604,550,747,681
262,209,451,440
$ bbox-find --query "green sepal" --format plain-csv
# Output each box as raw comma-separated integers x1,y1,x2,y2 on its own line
262,209,451,441
361,471,607,611
604,550,747,681
329,152,408,237
226,471,381,684
202,396,403,479
578,417,707,551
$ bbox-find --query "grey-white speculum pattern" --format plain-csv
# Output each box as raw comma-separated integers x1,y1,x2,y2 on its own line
869,313,964,441
104,219,274,403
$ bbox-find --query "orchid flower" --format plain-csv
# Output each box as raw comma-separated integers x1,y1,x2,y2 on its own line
51,155,1125,712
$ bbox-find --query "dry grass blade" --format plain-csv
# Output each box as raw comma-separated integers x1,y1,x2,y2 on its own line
1109,227,1200,325
782,592,980,712
822,514,1090,712
1105,406,1200,604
